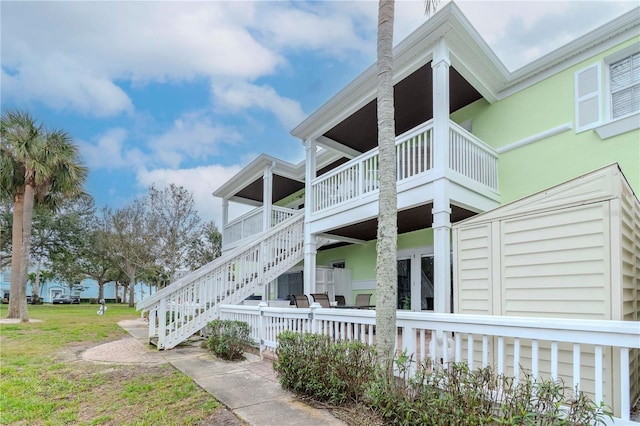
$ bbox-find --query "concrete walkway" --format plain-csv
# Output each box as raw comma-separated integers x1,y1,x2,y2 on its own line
83,318,345,426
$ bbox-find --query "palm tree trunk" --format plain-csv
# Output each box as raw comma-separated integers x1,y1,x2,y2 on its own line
8,192,24,319
18,183,36,321
375,0,398,365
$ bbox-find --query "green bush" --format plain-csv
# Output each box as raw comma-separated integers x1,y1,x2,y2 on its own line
365,353,612,426
274,331,376,405
205,320,251,361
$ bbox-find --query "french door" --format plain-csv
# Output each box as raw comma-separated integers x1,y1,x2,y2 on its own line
397,249,435,311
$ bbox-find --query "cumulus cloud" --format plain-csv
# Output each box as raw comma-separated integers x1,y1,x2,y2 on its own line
148,112,242,168
212,82,306,129
1,2,281,116
456,0,637,70
137,164,248,225
254,2,373,56
2,63,134,117
78,128,146,170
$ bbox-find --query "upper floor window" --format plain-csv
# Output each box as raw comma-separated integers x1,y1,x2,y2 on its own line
575,44,640,138
610,52,640,119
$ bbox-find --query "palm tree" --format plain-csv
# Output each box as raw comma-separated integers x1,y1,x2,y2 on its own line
0,110,87,321
375,0,439,365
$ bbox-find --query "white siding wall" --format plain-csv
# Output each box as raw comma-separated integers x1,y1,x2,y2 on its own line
454,223,493,315
453,165,640,412
619,181,640,405
500,202,611,319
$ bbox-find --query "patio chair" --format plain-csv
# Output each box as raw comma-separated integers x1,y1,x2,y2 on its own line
292,294,310,308
334,295,346,306
355,293,372,308
311,293,331,308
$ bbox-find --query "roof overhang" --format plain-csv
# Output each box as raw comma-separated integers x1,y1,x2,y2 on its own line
290,2,507,143
213,149,346,203
291,2,640,144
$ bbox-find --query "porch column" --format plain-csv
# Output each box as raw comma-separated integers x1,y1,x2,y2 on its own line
222,198,229,246
432,37,450,171
432,180,451,314
303,138,317,295
432,37,452,314
263,162,274,232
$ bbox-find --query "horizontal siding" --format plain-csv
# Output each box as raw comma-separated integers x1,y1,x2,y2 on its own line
456,224,492,315
619,182,640,405
500,202,610,319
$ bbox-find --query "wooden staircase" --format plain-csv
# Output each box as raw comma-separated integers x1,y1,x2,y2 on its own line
136,212,305,349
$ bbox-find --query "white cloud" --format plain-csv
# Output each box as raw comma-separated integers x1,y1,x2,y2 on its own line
455,0,637,70
254,2,374,56
78,128,147,170
212,82,306,129
148,112,242,168
1,2,281,116
2,63,134,117
136,164,247,225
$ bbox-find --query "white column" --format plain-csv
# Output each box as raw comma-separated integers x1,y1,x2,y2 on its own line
432,37,452,314
222,198,229,247
263,163,274,232
303,138,317,295
432,37,450,171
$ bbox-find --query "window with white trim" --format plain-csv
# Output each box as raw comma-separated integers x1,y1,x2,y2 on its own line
610,52,640,119
575,44,640,138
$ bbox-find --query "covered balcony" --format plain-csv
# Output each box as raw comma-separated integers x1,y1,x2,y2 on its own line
308,118,499,235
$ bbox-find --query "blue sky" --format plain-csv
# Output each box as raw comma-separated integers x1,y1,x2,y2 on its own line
1,0,637,226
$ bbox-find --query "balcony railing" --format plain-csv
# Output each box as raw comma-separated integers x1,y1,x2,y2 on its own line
311,119,498,214
224,205,297,248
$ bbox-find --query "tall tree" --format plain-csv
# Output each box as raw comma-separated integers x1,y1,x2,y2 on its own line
185,220,222,271
375,0,398,365
375,0,439,364
147,184,201,282
0,110,87,320
104,200,154,308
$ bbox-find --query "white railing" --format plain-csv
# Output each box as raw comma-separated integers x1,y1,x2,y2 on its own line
449,121,499,190
225,208,263,244
271,206,298,227
224,205,297,247
218,304,640,423
137,211,304,349
311,119,499,214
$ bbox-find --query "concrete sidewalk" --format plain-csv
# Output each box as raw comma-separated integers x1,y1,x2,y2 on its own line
114,319,345,426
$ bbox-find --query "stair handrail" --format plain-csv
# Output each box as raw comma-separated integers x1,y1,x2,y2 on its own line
136,210,305,311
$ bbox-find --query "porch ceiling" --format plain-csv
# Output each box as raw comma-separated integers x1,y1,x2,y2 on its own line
235,175,304,204
323,64,482,154
319,203,476,249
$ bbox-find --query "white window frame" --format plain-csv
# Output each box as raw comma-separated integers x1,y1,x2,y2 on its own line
575,43,640,139
604,44,640,120
596,43,640,139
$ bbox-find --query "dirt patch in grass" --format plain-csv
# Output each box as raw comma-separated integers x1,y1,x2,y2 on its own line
65,349,245,425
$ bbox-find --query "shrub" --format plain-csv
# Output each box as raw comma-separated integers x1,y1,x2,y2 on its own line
274,331,376,405
205,320,251,361
365,354,612,426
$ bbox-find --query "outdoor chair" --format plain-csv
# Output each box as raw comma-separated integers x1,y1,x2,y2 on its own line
292,294,310,308
311,293,331,308
334,295,346,306
355,293,372,308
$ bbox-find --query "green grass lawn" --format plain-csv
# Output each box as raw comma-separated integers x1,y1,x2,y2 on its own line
0,303,221,425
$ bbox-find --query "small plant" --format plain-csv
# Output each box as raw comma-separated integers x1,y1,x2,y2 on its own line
205,320,251,361
274,331,377,405
365,355,612,426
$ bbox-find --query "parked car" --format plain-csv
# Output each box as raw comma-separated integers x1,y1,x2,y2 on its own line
52,295,80,304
